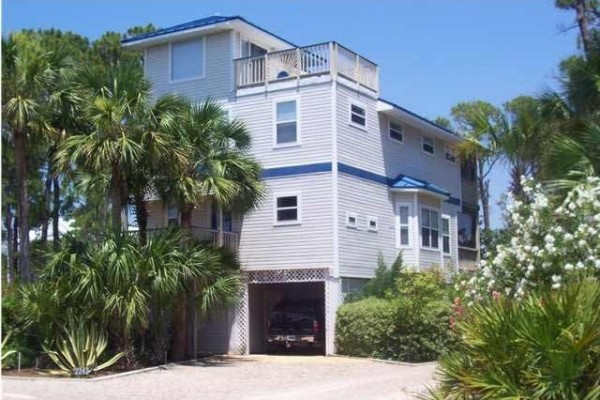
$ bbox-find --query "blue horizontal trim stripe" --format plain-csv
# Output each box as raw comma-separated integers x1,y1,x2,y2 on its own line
338,163,391,185
262,162,332,179
445,197,461,206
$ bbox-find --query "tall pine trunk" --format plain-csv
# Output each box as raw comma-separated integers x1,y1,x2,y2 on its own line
180,203,194,232
52,177,60,249
171,297,188,361
14,131,31,281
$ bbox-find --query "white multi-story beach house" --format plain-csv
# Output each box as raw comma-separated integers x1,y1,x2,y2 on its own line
122,15,479,355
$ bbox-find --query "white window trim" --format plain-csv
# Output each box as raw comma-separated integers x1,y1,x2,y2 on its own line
273,97,301,149
273,191,302,226
442,215,451,254
348,100,367,130
388,119,404,144
168,37,206,84
420,205,441,251
166,204,181,226
396,202,412,248
444,144,457,164
367,216,378,232
346,212,358,229
421,135,435,156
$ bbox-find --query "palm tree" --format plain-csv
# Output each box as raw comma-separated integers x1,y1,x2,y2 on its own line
20,230,241,365
2,33,60,280
451,101,503,232
56,61,150,232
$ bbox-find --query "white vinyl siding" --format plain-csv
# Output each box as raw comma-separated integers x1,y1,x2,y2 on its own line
274,99,298,146
170,38,205,81
338,174,398,278
234,85,332,167
420,206,440,249
239,173,333,271
145,32,233,102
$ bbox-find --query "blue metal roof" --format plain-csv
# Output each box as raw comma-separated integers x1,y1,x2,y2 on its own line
390,175,450,196
379,98,459,138
121,15,296,47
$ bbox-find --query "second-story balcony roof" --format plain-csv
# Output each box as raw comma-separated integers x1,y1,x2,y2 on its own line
234,42,379,93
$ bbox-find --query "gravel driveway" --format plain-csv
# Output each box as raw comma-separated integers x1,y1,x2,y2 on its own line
2,355,437,400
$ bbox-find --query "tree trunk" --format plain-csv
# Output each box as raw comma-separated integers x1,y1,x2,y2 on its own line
185,290,196,359
12,215,19,277
575,0,592,58
14,130,31,281
477,159,490,233
41,171,52,246
5,205,15,284
52,177,60,249
171,297,188,361
180,203,194,231
111,162,123,232
134,194,148,245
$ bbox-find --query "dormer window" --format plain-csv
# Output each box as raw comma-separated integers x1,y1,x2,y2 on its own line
170,38,205,81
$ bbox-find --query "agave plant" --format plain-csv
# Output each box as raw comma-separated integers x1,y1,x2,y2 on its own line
42,320,123,377
1,331,17,364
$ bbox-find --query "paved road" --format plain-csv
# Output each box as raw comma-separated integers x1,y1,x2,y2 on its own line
2,355,437,400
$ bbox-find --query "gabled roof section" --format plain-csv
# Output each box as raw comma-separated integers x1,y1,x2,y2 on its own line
390,174,450,197
121,15,296,48
377,98,463,143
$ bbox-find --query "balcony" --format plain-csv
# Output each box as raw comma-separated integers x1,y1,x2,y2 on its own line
234,42,378,92
128,226,239,252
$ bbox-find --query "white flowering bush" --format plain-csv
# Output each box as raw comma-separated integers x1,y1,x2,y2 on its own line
460,176,600,301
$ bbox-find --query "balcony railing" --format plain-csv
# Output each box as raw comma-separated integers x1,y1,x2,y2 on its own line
234,42,378,92
127,226,239,252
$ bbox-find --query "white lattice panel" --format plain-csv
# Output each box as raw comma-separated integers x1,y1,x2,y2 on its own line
246,268,328,284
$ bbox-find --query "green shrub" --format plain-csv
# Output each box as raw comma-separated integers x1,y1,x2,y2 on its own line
431,277,600,399
336,269,456,362
336,297,395,358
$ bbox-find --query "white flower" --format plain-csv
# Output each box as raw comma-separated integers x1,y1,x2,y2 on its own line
552,275,562,283
564,263,574,271
552,282,561,289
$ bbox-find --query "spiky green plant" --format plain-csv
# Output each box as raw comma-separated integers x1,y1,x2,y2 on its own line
429,277,600,399
42,320,123,377
1,332,17,364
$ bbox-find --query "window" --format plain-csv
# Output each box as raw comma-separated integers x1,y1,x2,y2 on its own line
211,206,233,232
241,40,267,57
422,135,435,155
421,207,440,249
350,103,366,127
275,100,298,145
389,120,404,142
275,194,300,224
442,215,451,254
458,210,477,249
461,159,476,181
444,144,456,163
367,216,378,232
170,38,204,81
346,212,358,228
167,205,179,227
398,204,410,246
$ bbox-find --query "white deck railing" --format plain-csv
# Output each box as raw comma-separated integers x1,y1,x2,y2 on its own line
234,42,378,92
127,226,239,252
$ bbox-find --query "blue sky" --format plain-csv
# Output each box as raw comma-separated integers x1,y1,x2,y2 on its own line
2,0,580,228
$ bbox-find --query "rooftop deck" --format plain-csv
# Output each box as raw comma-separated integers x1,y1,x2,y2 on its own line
234,42,378,92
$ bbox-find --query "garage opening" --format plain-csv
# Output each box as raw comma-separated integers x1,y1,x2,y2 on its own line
248,281,325,355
